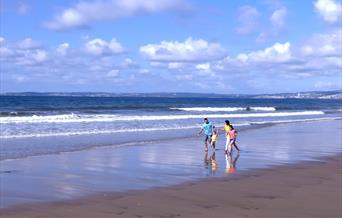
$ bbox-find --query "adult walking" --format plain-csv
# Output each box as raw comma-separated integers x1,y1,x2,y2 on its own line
223,120,240,153
198,118,213,152
223,120,231,154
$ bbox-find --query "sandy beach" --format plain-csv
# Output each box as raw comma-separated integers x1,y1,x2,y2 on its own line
1,119,341,217
1,154,341,218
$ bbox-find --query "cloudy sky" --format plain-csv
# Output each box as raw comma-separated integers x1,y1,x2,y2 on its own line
0,0,341,94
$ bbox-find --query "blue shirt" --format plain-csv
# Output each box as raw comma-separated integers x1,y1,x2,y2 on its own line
202,122,213,136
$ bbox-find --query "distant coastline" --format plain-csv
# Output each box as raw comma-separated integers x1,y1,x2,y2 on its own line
1,90,341,99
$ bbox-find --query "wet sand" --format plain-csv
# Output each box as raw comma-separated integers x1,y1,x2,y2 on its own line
1,119,342,217
1,154,341,218
1,120,342,208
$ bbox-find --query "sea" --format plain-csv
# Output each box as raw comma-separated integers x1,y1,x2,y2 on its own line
1,95,341,160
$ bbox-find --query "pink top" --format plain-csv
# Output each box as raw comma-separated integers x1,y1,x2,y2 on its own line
228,129,237,139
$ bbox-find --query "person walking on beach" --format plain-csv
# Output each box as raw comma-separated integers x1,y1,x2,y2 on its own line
198,118,213,152
211,126,218,150
228,125,240,153
223,120,231,154
223,120,240,153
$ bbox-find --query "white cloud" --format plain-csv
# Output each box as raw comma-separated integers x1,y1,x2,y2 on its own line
168,62,184,70
56,43,70,56
196,62,215,76
0,46,12,57
236,6,260,35
121,58,136,68
32,50,48,62
44,0,187,30
17,38,41,50
314,0,342,23
107,69,120,77
0,37,140,88
0,38,13,57
17,49,48,65
301,29,342,57
270,7,287,29
196,63,211,71
140,37,226,62
237,42,291,63
84,38,125,56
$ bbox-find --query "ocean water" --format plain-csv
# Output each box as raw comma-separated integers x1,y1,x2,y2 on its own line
0,96,341,160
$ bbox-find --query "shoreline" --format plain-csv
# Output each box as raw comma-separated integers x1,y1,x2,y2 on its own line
1,117,340,161
1,153,341,218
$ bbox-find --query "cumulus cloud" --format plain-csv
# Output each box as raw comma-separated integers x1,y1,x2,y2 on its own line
168,62,184,70
16,49,48,65
236,6,260,35
196,63,211,71
270,7,287,29
44,0,187,30
139,37,226,62
84,38,125,56
0,37,48,65
56,43,70,56
17,38,42,49
106,69,120,77
237,42,291,63
314,0,342,23
301,29,342,57
0,37,13,57
0,37,140,88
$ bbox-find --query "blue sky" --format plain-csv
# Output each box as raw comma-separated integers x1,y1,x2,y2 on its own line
0,0,341,94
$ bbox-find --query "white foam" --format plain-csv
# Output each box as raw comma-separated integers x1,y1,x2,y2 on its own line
0,125,199,139
1,116,339,139
0,111,325,124
249,107,276,111
171,107,246,112
250,117,340,125
171,107,276,112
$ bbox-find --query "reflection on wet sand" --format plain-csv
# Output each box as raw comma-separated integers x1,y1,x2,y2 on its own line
225,153,239,174
204,151,217,176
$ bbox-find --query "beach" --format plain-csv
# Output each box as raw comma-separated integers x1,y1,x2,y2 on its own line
1,152,341,218
1,119,342,217
2,0,342,216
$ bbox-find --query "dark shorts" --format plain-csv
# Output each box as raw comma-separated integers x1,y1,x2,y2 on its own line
204,134,212,142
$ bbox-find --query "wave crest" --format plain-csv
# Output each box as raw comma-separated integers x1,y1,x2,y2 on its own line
171,107,276,112
0,111,325,124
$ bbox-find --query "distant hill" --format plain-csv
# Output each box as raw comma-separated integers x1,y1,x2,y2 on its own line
253,90,342,99
1,90,341,99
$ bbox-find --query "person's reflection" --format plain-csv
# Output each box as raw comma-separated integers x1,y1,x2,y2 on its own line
210,152,217,175
204,151,209,167
225,153,239,174
204,152,217,176
204,151,217,175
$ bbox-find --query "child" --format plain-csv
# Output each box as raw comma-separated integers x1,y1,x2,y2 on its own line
228,125,240,153
211,126,218,150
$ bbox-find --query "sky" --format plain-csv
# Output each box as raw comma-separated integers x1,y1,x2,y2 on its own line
0,0,341,94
